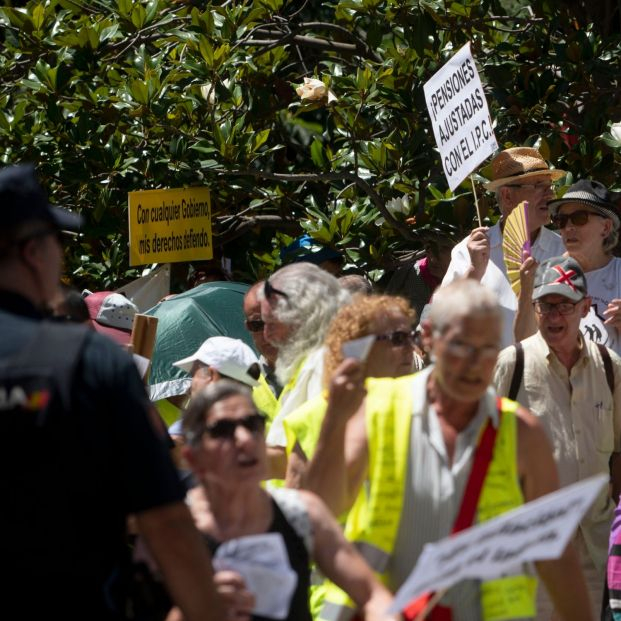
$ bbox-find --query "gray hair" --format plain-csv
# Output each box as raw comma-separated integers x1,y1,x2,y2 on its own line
182,380,254,447
428,279,502,335
259,262,351,384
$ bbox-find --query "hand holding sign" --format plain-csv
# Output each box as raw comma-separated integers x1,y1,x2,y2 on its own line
466,227,490,281
389,475,607,616
214,533,298,619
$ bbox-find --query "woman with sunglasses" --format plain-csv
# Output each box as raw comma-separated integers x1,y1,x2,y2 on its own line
514,179,621,355
168,381,397,621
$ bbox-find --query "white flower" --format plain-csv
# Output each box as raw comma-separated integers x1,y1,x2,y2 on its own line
200,80,230,105
200,82,216,105
295,77,337,104
385,194,411,217
611,122,621,142
376,195,411,226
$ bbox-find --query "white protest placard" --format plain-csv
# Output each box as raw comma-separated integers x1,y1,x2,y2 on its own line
389,474,607,613
342,335,376,362
424,42,498,191
214,533,298,619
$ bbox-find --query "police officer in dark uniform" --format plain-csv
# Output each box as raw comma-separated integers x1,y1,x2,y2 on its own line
0,164,222,620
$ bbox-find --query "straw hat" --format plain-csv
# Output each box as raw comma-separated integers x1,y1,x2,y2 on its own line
484,147,566,190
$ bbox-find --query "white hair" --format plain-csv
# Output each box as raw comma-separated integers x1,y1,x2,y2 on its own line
260,262,351,384
428,279,502,334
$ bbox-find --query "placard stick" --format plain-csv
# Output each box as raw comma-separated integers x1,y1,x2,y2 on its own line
471,174,483,227
415,589,448,621
130,314,158,383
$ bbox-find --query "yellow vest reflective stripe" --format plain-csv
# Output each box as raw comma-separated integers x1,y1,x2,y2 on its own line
319,375,536,621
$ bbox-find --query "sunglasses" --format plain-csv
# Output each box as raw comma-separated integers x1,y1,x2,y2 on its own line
533,301,578,316
375,330,416,347
264,279,289,301
551,210,605,229
204,413,266,440
245,319,265,332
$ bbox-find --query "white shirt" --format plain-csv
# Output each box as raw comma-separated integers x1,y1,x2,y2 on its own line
266,347,325,447
442,224,565,349
581,257,621,356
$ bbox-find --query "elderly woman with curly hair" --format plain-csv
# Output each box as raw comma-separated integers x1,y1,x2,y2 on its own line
283,294,421,509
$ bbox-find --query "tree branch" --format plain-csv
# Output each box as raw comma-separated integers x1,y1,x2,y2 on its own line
241,35,359,54
214,214,300,245
221,170,417,241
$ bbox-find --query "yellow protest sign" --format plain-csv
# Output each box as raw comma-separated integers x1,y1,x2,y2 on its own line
128,187,212,266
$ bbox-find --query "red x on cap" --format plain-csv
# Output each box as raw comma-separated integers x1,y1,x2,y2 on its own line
532,256,587,303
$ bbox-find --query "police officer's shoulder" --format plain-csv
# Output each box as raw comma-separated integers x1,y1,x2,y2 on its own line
78,327,142,383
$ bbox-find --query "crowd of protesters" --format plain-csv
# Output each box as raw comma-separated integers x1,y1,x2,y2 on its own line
1,149,621,621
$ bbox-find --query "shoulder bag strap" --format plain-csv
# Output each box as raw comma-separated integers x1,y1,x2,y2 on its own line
597,343,615,395
508,342,524,402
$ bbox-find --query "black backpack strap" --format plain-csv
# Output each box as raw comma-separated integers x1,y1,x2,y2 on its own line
597,343,615,396
508,342,524,402
9,321,89,411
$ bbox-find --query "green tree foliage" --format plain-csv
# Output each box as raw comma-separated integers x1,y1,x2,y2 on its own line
0,0,620,287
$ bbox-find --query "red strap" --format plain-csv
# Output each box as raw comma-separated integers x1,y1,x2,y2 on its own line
403,400,503,620
451,401,501,534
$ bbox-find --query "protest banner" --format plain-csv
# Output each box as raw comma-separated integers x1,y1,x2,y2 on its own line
424,42,498,192
128,187,212,266
389,474,607,614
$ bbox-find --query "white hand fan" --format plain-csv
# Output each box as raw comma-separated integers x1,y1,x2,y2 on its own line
502,201,531,295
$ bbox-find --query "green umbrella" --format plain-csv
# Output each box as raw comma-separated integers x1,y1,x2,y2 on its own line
145,281,254,400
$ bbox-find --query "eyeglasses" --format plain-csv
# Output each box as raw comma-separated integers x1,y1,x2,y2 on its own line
264,279,289,300
203,413,266,440
245,319,265,332
444,341,499,361
533,301,578,315
375,330,416,347
551,210,605,229
505,182,552,192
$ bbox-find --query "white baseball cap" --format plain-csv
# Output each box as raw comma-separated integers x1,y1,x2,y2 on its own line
173,336,260,387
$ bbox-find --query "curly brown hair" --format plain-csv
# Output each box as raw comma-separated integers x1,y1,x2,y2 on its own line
323,294,416,385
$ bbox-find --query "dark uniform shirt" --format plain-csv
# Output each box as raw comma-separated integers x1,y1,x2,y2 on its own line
0,290,184,619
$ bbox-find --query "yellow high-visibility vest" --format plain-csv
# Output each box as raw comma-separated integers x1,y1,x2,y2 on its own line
319,373,536,621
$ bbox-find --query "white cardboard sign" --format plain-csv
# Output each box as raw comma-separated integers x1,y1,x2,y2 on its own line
389,474,607,613
424,42,498,191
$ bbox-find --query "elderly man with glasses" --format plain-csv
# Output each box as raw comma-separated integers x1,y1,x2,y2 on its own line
494,255,621,620
309,277,591,621
439,146,566,349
